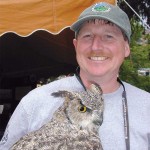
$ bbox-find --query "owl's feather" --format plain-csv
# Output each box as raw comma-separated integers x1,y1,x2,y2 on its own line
10,83,104,150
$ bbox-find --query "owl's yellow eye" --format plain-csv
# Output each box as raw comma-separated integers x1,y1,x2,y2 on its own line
78,106,87,113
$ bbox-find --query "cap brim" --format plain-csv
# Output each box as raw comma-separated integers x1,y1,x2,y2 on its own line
71,15,124,33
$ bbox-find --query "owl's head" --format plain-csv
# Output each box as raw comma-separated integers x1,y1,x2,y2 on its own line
51,83,104,132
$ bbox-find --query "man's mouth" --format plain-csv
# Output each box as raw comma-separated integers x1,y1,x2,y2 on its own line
89,56,108,61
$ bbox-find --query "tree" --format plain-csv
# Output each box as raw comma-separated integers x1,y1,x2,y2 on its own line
118,0,150,28
119,19,150,92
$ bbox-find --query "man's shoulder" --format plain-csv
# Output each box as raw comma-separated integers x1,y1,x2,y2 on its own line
124,81,150,97
21,75,82,101
39,75,81,92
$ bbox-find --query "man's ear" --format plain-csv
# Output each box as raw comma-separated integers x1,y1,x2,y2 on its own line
73,39,77,50
125,43,130,58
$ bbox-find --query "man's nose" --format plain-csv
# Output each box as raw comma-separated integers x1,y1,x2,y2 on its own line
91,36,104,51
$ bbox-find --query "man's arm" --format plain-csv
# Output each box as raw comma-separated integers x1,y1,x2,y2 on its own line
0,101,29,150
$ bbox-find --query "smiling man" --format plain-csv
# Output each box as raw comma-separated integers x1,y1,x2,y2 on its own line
0,2,150,150
73,19,130,93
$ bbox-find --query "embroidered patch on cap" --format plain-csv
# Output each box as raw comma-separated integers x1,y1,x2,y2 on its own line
92,3,111,12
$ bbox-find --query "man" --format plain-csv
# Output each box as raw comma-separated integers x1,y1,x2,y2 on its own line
0,2,150,150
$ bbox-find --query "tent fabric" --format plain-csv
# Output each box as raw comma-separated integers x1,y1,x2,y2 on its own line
0,0,116,36
0,0,116,81
0,29,77,78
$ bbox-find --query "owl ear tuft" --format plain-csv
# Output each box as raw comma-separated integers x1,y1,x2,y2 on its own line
90,83,103,95
51,91,81,101
51,91,76,99
51,91,69,97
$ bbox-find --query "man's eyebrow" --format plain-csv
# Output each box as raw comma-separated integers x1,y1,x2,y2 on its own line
104,28,122,34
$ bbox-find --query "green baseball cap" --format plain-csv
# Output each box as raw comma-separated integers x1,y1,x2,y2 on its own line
70,2,131,42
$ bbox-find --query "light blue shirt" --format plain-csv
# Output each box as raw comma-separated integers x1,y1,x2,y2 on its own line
0,75,150,150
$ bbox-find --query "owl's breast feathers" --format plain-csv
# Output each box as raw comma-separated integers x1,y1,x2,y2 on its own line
11,83,104,150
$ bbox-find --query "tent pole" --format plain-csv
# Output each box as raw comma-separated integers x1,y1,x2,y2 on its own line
122,0,150,30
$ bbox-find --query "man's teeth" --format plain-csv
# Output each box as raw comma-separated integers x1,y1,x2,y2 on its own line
90,56,108,61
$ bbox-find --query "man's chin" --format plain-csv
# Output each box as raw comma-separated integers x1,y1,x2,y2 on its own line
88,72,107,78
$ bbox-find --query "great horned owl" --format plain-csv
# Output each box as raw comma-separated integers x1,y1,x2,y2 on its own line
11,83,104,150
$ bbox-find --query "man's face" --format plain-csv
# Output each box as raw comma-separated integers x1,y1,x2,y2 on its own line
73,19,130,79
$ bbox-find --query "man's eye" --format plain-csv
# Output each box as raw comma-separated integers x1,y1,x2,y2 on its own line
83,34,92,38
105,35,113,38
102,34,114,41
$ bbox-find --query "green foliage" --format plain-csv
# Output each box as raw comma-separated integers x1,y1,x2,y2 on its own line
144,34,150,44
120,19,150,92
130,18,145,47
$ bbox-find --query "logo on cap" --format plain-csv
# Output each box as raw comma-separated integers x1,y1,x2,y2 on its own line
92,3,111,12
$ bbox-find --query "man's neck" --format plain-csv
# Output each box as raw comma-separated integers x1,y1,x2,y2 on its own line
79,73,120,94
